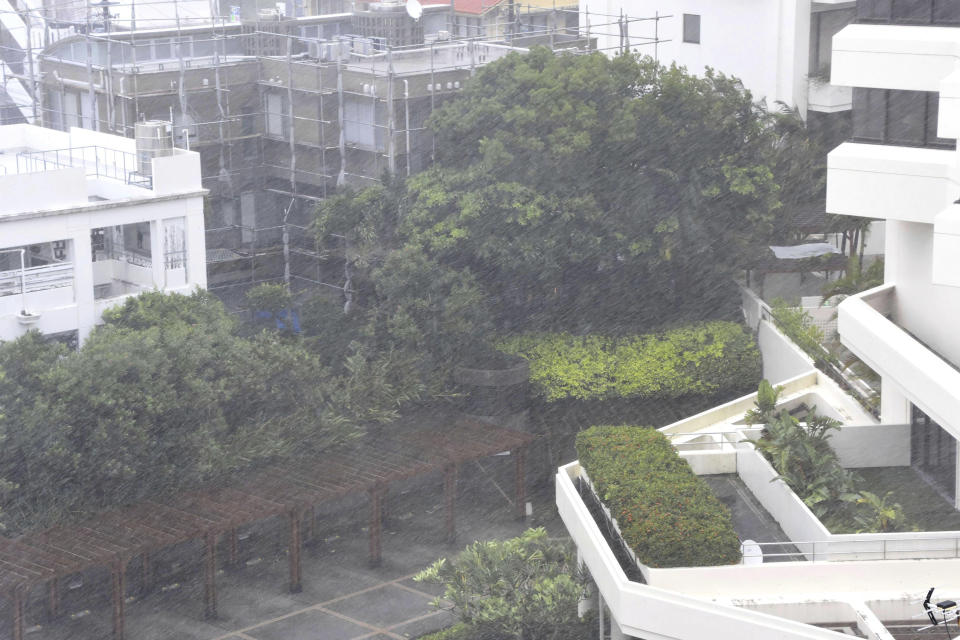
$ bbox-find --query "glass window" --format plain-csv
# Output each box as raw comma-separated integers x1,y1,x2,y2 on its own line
934,0,960,23
266,92,286,138
858,0,892,21
853,88,886,142
682,14,700,43
193,36,214,58
154,38,172,59
887,90,926,144
892,0,931,22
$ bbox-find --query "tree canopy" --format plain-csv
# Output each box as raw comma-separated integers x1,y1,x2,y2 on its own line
318,49,824,332
0,290,423,533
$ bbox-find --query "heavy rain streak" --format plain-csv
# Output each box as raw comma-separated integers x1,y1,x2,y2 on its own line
0,0,948,639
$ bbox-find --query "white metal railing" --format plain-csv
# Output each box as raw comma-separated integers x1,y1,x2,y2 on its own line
744,537,960,563
16,146,149,187
664,432,742,452
0,262,73,296
95,250,152,268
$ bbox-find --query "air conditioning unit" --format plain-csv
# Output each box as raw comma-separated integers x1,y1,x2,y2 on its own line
436,29,450,40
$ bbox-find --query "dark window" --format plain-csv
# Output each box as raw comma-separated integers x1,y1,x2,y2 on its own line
858,0,892,21
852,87,886,142
892,0,932,22
887,90,926,144
852,87,954,148
911,405,956,502
857,0,959,24
682,14,700,44
934,0,960,23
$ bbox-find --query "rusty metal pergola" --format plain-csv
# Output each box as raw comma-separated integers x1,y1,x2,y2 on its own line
0,420,533,640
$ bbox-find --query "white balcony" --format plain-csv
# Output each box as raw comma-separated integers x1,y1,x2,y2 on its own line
831,23,960,92
826,142,958,223
807,79,852,113
0,262,75,317
838,283,960,434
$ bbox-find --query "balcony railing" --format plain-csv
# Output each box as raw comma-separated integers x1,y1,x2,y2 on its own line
0,262,73,296
15,146,150,188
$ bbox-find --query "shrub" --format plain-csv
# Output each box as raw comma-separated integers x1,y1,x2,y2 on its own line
414,528,588,640
497,321,760,402
576,426,741,568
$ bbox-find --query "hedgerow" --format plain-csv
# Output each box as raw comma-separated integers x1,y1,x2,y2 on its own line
497,322,760,402
576,426,741,568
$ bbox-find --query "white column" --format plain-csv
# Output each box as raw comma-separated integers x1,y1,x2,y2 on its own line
73,230,95,344
880,376,911,424
578,550,595,617
150,219,164,288
609,611,627,640
184,199,207,289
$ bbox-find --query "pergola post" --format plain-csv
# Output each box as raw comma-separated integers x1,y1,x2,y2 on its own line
11,587,24,640
443,464,458,544
515,446,527,520
47,578,60,619
289,510,302,593
111,561,125,640
203,532,218,619
368,484,385,567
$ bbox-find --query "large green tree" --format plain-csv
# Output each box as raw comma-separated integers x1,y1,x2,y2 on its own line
401,49,815,328
0,291,424,532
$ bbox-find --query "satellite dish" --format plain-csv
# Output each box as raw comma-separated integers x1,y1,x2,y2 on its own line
406,0,422,20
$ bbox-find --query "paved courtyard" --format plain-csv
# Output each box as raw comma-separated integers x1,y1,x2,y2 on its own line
22,463,563,640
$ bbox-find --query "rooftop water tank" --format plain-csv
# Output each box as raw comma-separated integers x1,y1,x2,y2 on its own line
135,120,173,179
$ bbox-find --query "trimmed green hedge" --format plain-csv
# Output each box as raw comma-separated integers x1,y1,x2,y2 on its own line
497,322,761,402
576,426,741,568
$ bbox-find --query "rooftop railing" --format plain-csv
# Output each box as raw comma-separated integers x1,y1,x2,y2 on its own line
0,262,73,297
15,146,151,188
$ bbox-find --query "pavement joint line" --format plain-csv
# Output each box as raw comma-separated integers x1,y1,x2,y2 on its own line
314,606,405,640
384,608,447,631
389,580,442,600
208,571,425,640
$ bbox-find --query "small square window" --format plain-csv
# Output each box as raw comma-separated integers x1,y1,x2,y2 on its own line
683,14,700,44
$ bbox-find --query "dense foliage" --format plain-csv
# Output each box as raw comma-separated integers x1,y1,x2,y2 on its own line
745,380,908,533
768,299,839,368
497,322,760,402
414,528,590,640
0,290,423,533
317,49,823,335
576,426,741,567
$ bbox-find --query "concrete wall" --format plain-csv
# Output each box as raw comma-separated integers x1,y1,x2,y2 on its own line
758,320,817,385
736,444,830,553
580,0,813,113
830,423,911,468
555,462,851,640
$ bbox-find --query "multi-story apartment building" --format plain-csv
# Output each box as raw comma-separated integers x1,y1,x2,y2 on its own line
828,0,960,505
3,1,585,302
579,0,856,123
557,2,960,639
0,121,207,345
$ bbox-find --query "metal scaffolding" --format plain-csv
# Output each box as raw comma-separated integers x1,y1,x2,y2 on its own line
0,0,667,302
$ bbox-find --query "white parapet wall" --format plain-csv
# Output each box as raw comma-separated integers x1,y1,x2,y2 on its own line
556,461,854,640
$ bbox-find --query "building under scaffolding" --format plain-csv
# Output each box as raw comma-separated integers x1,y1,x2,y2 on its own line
1,0,660,305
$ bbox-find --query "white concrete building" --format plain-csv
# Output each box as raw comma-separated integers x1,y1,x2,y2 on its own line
0,122,207,344
580,0,856,117
558,2,960,638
